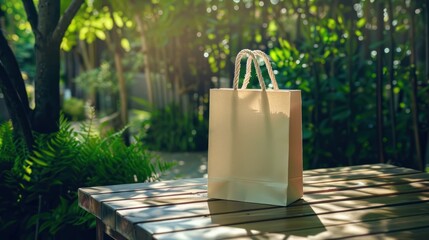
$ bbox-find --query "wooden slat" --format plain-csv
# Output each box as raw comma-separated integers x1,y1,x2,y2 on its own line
76,164,429,240
302,163,396,176
102,193,210,227
235,212,429,240
100,172,429,228
303,181,429,203
78,165,416,214
137,190,429,239
80,170,428,218
78,178,207,214
226,225,429,240
304,172,429,193
117,200,278,239
342,226,429,240
152,202,429,239
303,166,418,184
80,185,207,218
122,182,429,239
80,178,206,195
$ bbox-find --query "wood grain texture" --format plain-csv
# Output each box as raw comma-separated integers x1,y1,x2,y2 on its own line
154,202,429,239
77,164,429,240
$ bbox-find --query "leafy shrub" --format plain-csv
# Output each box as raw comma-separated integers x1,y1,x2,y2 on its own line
0,115,172,239
141,104,208,152
62,97,86,121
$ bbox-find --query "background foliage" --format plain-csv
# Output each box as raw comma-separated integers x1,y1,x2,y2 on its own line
2,0,428,168
115,0,427,170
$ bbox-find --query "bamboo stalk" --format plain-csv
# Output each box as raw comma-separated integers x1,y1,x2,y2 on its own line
375,1,385,163
134,16,154,105
347,18,354,166
408,1,423,170
387,0,398,162
424,0,429,169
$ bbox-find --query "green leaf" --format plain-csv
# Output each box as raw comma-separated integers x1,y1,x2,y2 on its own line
121,38,131,52
357,18,366,28
255,33,262,43
327,19,336,29
279,38,291,49
355,30,362,37
337,16,343,25
104,17,114,30
95,29,106,40
31,158,48,167
78,26,89,40
113,12,124,28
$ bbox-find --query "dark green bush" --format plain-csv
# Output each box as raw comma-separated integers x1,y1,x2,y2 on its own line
0,115,172,240
141,104,208,152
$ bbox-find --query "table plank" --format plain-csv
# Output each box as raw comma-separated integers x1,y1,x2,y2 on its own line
227,221,429,240
80,178,206,195
304,172,429,193
137,190,429,239
302,163,395,176
118,199,278,239
98,172,429,229
102,193,210,228
152,202,429,239
76,164,429,240
241,212,429,240
303,166,417,184
120,181,429,239
80,185,207,218
78,164,419,216
342,226,429,240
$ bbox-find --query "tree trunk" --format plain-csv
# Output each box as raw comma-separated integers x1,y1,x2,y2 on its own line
105,2,129,144
0,64,34,150
31,0,60,133
32,41,61,133
134,14,154,104
0,31,31,115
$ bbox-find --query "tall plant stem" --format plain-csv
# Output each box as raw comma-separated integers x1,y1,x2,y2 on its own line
409,2,423,170
105,1,129,145
387,0,398,162
134,14,154,104
375,1,385,163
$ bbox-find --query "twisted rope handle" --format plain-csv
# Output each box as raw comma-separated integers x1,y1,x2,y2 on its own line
242,50,279,90
233,49,266,90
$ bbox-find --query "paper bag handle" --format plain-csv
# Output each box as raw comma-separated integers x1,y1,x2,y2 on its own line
242,50,279,90
233,49,266,90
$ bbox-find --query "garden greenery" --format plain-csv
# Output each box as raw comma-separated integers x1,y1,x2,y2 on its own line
141,104,208,152
0,114,172,239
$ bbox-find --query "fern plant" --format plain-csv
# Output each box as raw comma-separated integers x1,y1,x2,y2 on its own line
0,114,172,239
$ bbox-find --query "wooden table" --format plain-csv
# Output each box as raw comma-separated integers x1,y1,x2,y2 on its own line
78,164,429,239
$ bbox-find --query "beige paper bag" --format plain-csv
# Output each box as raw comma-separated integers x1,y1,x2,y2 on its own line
208,49,303,206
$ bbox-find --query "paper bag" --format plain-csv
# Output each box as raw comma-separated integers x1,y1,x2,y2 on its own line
208,49,303,206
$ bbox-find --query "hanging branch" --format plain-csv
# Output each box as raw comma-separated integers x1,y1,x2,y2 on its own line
21,0,40,38
52,0,85,41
